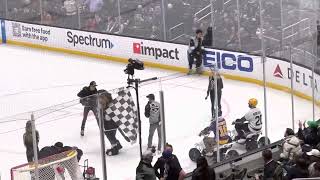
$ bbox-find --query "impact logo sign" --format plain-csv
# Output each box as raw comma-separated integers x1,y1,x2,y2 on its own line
203,49,254,72
133,42,180,60
273,64,318,91
273,64,284,78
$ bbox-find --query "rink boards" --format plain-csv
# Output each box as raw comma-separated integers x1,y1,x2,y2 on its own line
1,19,319,104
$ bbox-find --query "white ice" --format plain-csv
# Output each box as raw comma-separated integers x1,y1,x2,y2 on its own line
0,44,318,180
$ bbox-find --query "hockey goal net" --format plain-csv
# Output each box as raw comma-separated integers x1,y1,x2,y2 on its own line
11,149,83,180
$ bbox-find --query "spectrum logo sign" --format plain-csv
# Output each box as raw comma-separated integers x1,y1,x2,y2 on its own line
133,42,180,60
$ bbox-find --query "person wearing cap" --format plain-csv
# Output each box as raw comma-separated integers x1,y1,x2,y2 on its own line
136,148,157,180
307,149,320,177
77,81,99,136
280,128,302,162
187,29,204,75
144,94,161,152
154,143,186,180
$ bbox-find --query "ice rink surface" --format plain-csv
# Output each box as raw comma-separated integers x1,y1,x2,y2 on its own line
0,44,319,179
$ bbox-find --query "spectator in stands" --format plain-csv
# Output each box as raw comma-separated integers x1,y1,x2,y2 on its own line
298,120,320,148
280,128,302,162
85,14,98,31
77,81,98,136
42,11,53,25
307,149,320,177
23,120,40,162
203,27,213,47
84,0,103,14
63,0,78,28
255,149,282,180
285,157,309,180
136,148,157,180
154,143,186,180
191,156,215,180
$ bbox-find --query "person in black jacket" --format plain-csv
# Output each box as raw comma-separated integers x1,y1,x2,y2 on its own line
191,156,215,180
205,72,223,117
77,81,98,136
285,157,309,180
258,149,283,180
188,29,204,75
154,143,186,180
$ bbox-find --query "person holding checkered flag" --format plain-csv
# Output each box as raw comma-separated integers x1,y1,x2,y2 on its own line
104,89,138,156
144,94,161,152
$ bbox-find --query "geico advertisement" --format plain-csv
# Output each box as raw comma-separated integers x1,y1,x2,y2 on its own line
203,48,255,73
7,21,51,43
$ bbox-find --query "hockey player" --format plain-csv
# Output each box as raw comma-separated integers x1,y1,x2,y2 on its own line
77,81,98,136
187,29,204,75
199,117,230,155
233,98,262,140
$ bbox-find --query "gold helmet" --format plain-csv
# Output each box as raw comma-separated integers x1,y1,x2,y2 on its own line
248,98,258,107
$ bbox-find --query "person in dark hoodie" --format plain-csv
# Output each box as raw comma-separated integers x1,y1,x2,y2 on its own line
77,81,99,136
285,157,309,180
203,27,213,47
136,147,157,180
191,156,215,180
23,120,40,162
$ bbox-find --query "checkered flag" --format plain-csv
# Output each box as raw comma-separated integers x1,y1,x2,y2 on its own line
105,89,138,143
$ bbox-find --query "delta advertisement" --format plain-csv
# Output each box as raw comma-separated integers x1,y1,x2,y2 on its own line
3,20,320,101
267,58,320,100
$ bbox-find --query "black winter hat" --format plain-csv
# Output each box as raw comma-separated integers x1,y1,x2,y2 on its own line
146,94,155,100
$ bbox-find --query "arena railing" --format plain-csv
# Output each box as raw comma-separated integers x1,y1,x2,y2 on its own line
184,140,283,179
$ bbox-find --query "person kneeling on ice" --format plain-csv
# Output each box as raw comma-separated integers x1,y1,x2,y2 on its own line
199,117,230,156
232,98,262,141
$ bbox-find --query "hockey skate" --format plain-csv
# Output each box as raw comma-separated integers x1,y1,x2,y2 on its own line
80,129,84,136
195,67,203,75
106,141,122,156
187,69,194,75
106,147,119,156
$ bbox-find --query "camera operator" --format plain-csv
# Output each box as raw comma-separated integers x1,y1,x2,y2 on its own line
77,81,99,136
188,29,204,75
